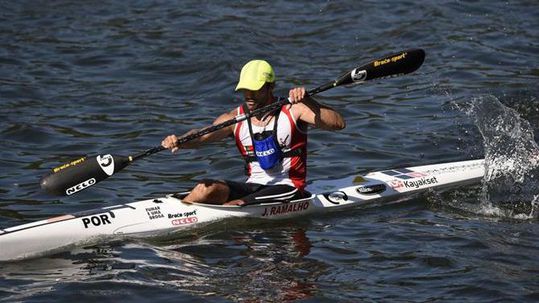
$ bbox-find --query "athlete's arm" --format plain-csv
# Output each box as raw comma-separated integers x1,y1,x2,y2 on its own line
289,87,346,131
161,109,236,153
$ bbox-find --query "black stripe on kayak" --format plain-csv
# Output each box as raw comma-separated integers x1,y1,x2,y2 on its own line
0,209,119,236
1,216,79,236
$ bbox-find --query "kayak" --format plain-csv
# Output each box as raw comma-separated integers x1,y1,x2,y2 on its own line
0,159,484,262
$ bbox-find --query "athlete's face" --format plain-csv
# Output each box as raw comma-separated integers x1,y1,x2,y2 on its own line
242,84,272,111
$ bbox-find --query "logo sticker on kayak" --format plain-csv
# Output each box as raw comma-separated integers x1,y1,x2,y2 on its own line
171,217,198,225
324,191,348,204
261,201,309,217
381,168,427,179
97,154,114,176
82,213,113,229
390,180,404,189
168,209,197,219
145,206,164,220
391,176,439,190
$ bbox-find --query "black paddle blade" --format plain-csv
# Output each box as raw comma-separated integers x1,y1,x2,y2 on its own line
40,154,131,196
337,48,426,86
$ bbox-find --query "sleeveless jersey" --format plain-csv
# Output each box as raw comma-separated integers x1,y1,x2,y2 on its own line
233,104,307,190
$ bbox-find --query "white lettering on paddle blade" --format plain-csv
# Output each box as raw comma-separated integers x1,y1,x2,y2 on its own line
66,178,96,195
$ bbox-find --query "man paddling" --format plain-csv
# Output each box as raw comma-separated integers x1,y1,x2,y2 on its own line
161,60,345,205
40,50,423,198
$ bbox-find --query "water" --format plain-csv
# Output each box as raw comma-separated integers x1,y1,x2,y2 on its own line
1,0,539,301
468,95,539,218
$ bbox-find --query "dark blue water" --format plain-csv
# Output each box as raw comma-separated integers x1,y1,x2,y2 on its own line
1,0,539,302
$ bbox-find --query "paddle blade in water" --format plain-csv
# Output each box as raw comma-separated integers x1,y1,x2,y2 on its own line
40,154,131,196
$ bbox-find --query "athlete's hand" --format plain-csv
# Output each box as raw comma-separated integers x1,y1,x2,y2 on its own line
161,134,180,153
162,129,201,152
288,87,308,104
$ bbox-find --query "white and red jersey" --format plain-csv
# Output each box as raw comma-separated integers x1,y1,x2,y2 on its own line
233,103,308,190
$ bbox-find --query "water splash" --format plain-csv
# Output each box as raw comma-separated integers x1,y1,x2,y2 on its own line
467,95,539,219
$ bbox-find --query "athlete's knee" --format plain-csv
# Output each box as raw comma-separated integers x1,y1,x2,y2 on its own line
191,180,229,200
192,181,216,195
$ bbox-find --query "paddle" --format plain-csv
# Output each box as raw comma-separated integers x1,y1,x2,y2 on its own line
40,48,426,196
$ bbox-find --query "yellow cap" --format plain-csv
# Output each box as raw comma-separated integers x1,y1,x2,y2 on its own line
235,60,275,91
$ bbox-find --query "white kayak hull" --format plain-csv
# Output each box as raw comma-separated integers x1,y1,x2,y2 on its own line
0,159,485,261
